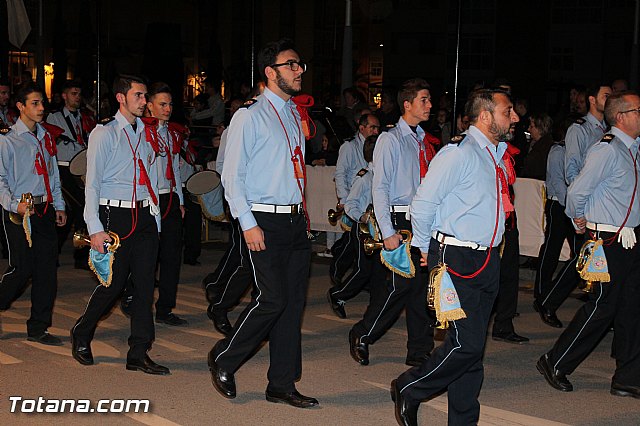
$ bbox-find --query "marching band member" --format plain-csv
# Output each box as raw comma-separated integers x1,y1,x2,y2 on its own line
0,83,66,345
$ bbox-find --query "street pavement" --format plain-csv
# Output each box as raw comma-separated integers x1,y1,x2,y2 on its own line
1,240,639,425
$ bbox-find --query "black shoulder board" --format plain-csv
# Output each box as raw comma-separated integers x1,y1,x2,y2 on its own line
99,116,115,125
240,98,257,108
0,126,10,135
574,117,586,125
357,168,368,177
600,134,614,143
449,135,465,145
343,136,355,143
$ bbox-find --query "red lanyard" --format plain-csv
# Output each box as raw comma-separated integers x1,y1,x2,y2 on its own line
447,146,503,279
28,132,52,215
121,127,144,239
157,127,176,219
266,98,310,230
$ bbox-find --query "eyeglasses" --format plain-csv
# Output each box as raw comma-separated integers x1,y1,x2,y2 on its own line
619,107,640,114
270,60,307,72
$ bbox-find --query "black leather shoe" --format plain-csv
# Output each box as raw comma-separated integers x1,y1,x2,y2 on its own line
536,354,572,391
611,382,640,399
327,289,346,319
265,389,319,408
533,300,563,328
126,355,170,375
405,353,430,367
390,379,418,426
27,331,63,346
70,331,94,365
156,313,188,326
208,348,236,398
492,331,530,344
120,295,133,317
207,305,233,336
349,330,369,366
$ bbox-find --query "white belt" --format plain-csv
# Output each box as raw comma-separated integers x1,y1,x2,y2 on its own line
159,188,174,195
390,205,410,213
432,230,489,251
586,222,622,233
99,198,150,209
548,195,559,201
16,195,46,204
251,203,303,215
57,161,70,166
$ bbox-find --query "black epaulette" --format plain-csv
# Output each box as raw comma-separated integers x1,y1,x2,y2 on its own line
0,126,11,135
600,134,615,143
574,117,586,125
357,168,368,177
448,135,465,145
240,98,257,108
343,136,355,143
99,116,115,125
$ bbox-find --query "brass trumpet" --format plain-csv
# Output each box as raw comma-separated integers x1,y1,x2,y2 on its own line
73,229,121,253
363,229,411,256
327,205,344,226
9,193,33,225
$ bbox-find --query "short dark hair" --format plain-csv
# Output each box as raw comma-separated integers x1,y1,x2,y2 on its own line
257,38,297,81
363,135,377,163
397,78,430,114
112,74,146,96
586,83,611,105
465,89,510,124
604,90,639,126
15,82,43,105
146,81,172,101
529,112,553,138
358,113,375,128
62,80,82,92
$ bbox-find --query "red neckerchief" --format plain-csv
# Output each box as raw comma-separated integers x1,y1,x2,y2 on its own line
168,122,188,155
80,109,97,135
28,130,53,214
158,123,178,219
138,158,158,207
291,94,316,140
40,122,64,157
141,117,160,154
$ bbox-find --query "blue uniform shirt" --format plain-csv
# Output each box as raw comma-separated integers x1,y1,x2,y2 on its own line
566,127,640,228
410,125,507,253
372,117,425,239
46,107,86,162
155,123,184,205
0,118,65,212
84,110,159,235
334,132,367,202
344,163,373,222
545,143,567,206
564,113,607,185
221,88,305,231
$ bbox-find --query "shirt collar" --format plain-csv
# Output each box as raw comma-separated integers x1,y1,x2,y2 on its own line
397,117,425,139
586,112,605,128
63,107,75,118
115,110,142,134
14,117,45,139
467,125,507,158
263,87,288,112
611,126,639,152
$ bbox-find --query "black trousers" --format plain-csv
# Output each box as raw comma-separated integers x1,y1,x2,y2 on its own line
328,224,373,302
182,191,202,263
203,217,252,310
397,238,500,426
0,207,58,336
57,166,89,262
493,222,519,334
548,235,640,385
156,193,183,316
330,229,356,283
351,214,434,358
72,205,159,360
534,200,583,311
212,212,311,393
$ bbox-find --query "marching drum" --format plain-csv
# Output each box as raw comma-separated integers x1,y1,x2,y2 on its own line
69,149,87,176
184,170,221,195
185,170,225,221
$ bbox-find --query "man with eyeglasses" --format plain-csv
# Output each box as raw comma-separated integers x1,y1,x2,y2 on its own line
208,39,318,408
533,83,612,328
537,91,640,398
328,113,380,314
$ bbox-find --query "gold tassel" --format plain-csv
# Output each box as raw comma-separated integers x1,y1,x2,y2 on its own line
379,244,415,278
23,213,32,248
541,184,547,232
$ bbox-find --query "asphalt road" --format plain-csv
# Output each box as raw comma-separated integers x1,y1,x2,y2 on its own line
1,240,639,425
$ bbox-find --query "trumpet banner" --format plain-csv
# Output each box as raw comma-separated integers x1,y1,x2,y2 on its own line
89,249,115,287
23,213,32,247
430,263,466,326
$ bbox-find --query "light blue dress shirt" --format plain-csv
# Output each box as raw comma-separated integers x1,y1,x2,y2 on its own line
84,110,159,235
566,126,640,228
410,125,507,253
0,118,65,212
372,117,424,239
334,132,367,202
564,113,607,185
344,163,373,222
545,143,567,206
221,88,305,231
46,107,86,162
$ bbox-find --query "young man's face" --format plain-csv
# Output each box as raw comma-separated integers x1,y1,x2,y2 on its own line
18,91,45,124
63,87,82,110
147,92,173,123
404,89,432,125
269,49,304,97
121,82,148,118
